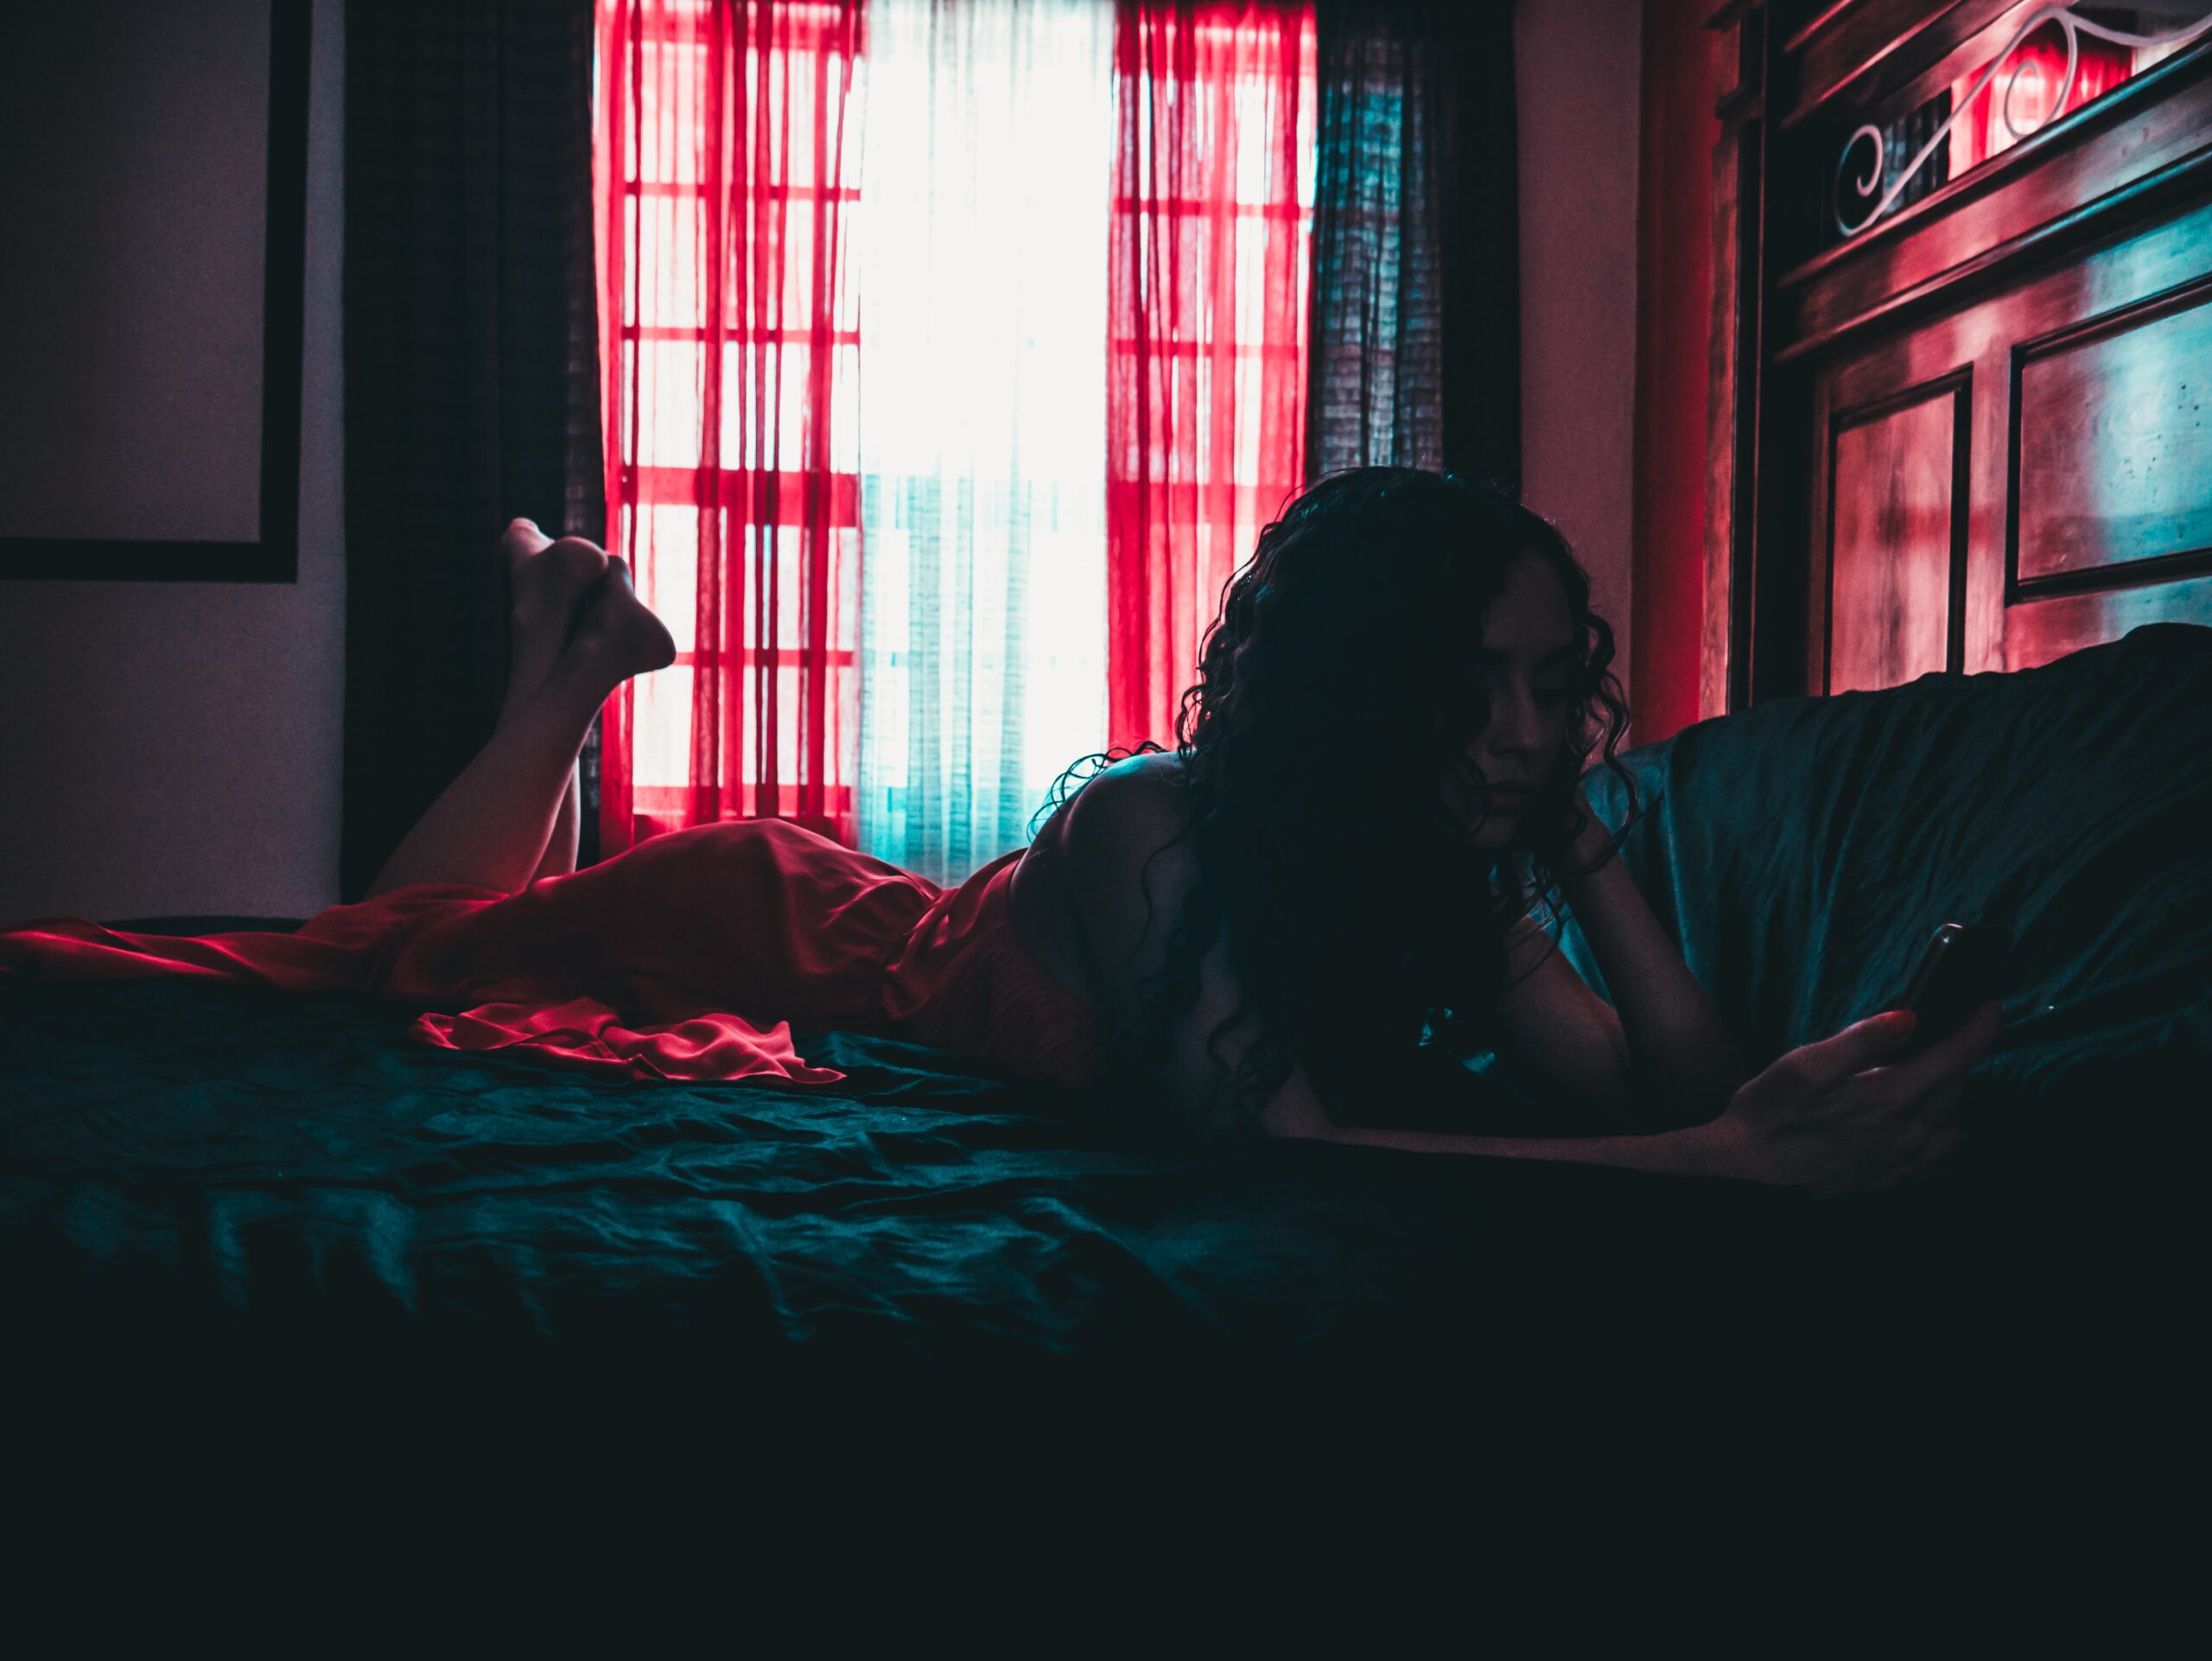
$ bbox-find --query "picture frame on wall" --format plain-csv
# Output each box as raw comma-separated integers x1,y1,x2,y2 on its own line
0,0,311,583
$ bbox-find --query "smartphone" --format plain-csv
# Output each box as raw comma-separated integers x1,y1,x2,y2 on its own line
1896,922,2010,1053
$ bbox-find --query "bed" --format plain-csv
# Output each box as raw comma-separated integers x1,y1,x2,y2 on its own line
4,625,2204,1458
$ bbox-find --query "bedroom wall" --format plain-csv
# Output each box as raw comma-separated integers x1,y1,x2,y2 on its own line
1517,0,1644,722
0,0,346,926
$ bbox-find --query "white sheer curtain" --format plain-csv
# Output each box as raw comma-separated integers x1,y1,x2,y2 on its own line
854,0,1115,886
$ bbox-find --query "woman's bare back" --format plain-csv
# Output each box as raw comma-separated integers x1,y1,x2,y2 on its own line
1005,750,1186,1026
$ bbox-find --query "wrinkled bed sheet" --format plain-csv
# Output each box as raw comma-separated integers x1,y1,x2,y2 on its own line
1,977,1832,1364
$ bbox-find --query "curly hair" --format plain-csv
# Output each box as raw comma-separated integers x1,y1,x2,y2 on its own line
1032,468,1639,1139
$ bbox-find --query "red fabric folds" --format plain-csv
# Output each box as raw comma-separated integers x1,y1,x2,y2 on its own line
594,0,867,858
1,823,1104,1092
1107,1,1314,753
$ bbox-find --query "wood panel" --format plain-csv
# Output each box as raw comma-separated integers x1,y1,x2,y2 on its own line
1777,49,2212,360
2006,573,2212,670
1737,3,2212,713
1808,199,2212,690
1826,381,1965,692
1783,0,2016,130
2014,285,2212,586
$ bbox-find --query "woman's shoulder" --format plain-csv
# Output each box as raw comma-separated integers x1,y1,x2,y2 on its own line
1058,750,1193,886
1082,746,1186,792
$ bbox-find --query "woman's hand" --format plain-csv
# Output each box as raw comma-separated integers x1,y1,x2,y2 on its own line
1685,1001,2002,1194
1520,780,1615,875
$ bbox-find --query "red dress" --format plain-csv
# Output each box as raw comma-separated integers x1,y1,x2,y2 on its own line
0,821,1107,1093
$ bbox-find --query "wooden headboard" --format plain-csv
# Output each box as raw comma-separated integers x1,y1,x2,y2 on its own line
1700,0,2212,713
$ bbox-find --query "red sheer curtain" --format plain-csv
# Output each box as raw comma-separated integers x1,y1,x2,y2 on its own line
594,0,866,858
1108,1,1314,754
1948,29,2135,176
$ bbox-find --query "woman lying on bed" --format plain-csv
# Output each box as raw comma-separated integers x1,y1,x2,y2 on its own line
495,467,1994,1191
1028,468,1999,1193
2,468,1997,1194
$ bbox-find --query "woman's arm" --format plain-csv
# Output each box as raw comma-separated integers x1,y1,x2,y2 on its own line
1526,787,1748,1123
1258,1067,1707,1174
1271,1002,1999,1195
1484,907,1637,1124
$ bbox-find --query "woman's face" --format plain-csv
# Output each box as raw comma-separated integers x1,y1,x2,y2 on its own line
1440,553,1581,852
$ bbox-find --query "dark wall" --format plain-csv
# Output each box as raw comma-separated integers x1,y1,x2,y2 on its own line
1519,0,1645,715
0,0,346,926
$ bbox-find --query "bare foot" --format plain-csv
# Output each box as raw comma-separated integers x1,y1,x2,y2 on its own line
565,555,678,685
503,519,611,712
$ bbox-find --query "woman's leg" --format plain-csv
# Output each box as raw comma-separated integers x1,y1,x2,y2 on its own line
531,760,583,884
509,519,594,886
364,540,675,901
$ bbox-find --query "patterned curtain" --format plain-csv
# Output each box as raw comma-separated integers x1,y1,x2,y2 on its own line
1305,0,1518,486
1107,0,1316,756
854,0,1115,885
593,0,867,856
